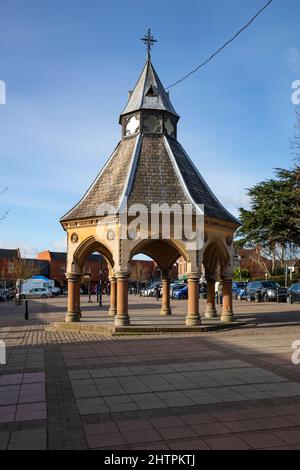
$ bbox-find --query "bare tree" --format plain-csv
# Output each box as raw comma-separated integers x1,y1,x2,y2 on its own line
0,187,9,222
5,258,41,303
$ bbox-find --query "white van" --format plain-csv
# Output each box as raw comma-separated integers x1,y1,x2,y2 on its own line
17,277,53,296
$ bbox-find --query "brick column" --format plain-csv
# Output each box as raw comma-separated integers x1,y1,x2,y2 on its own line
115,272,130,326
205,279,217,319
160,274,172,316
221,278,234,323
65,273,81,322
186,273,201,326
108,276,117,316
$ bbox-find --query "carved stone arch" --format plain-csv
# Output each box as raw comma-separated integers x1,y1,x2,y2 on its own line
203,238,230,276
129,238,188,273
73,235,115,270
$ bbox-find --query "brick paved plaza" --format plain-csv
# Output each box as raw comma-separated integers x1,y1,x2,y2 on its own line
1,296,300,450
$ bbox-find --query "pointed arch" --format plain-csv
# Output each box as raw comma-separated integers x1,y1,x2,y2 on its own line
203,238,229,275
129,238,188,272
73,236,114,270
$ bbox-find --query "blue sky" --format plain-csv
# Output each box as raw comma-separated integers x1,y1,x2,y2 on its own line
0,0,299,257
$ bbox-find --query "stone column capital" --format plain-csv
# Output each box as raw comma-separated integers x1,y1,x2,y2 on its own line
65,272,81,282
221,267,234,280
115,271,129,280
187,273,200,282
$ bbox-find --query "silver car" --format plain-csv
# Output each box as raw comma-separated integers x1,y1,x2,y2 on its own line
18,288,51,299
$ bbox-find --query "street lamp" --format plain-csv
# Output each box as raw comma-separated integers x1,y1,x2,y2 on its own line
99,256,103,307
139,269,143,296
88,268,92,303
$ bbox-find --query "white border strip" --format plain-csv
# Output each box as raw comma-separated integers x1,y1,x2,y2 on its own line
164,136,204,216
118,134,142,211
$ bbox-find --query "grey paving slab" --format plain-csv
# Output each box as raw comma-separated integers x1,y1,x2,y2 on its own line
76,397,109,415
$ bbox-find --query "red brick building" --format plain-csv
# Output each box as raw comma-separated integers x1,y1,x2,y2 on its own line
37,251,109,291
128,259,178,285
0,248,20,289
37,251,178,291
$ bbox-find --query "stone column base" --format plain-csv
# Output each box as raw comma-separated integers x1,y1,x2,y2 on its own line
186,315,201,326
65,311,80,323
160,307,172,316
221,313,234,323
114,314,130,326
205,306,218,319
108,307,117,317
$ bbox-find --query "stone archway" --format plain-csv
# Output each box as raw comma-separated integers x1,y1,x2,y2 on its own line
127,239,201,326
129,239,187,318
65,236,115,322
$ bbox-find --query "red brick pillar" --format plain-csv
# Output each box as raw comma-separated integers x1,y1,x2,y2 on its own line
115,272,130,326
205,279,217,318
108,276,117,316
65,273,81,322
186,273,201,326
221,278,234,323
160,274,172,316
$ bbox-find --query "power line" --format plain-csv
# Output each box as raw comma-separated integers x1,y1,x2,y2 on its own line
166,0,274,90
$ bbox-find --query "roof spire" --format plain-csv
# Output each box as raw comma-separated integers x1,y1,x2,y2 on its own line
140,28,157,60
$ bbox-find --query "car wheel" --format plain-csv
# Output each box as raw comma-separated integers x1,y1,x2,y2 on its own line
41,294,47,299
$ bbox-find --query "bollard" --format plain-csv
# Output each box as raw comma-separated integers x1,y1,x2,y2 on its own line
25,300,29,320
255,291,261,303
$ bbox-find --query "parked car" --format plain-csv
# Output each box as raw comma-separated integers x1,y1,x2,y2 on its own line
199,283,207,297
16,287,52,299
51,287,60,297
173,285,188,300
287,283,300,304
171,284,186,298
0,288,14,301
233,282,247,300
245,281,287,302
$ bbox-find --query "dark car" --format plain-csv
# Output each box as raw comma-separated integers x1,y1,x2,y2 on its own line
245,281,287,302
287,283,300,304
173,285,188,300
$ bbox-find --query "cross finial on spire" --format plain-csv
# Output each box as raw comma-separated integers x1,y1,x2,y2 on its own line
140,28,157,60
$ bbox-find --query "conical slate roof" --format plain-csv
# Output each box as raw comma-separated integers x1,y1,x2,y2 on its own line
61,60,239,226
120,59,179,121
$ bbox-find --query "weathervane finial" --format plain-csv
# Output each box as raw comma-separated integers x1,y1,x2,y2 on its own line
140,28,157,60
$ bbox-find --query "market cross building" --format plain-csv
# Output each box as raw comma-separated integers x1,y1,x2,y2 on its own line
60,32,239,327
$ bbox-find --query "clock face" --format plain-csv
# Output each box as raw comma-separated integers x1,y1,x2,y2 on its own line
125,115,140,136
165,117,175,137
143,114,162,133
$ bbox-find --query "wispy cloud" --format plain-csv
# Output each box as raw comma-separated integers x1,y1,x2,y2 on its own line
288,47,300,72
0,239,38,258
52,237,67,252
